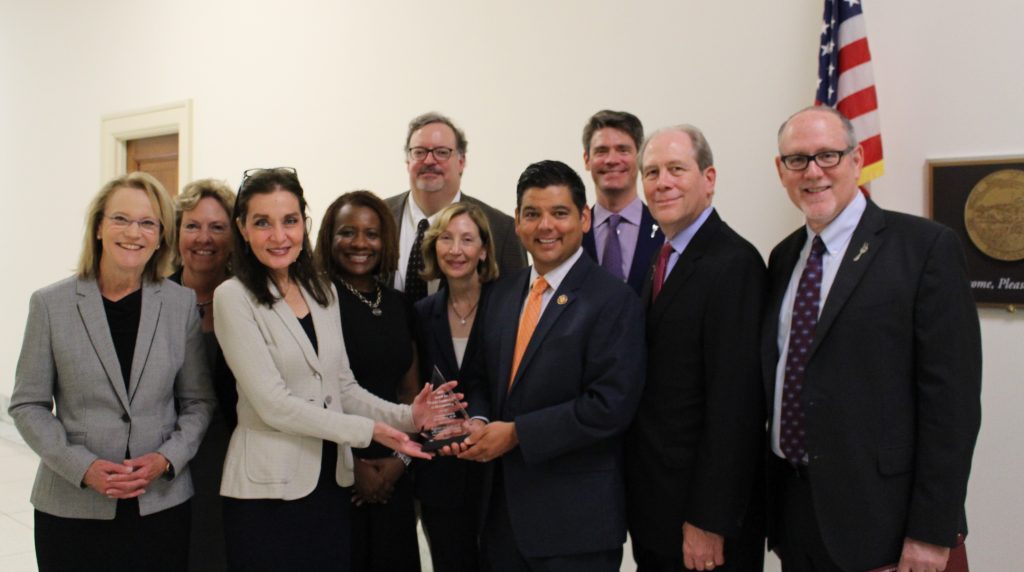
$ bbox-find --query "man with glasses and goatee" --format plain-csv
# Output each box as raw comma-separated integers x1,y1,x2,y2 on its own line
765,106,981,572
385,112,526,303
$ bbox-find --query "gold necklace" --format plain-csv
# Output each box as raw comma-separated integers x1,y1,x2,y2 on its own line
338,278,383,317
449,297,479,325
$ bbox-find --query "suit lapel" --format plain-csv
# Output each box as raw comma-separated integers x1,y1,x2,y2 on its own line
647,210,722,327
76,279,131,412
628,205,664,292
271,282,322,371
430,288,460,378
127,280,162,402
508,258,588,395
581,213,598,261
809,201,887,357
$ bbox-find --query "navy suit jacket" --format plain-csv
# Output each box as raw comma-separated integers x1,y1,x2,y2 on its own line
583,202,664,295
468,254,646,558
626,210,766,560
762,200,982,571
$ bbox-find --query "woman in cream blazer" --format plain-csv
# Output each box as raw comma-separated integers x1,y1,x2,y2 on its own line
214,168,442,570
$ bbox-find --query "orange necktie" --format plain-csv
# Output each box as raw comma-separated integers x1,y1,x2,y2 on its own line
509,276,549,389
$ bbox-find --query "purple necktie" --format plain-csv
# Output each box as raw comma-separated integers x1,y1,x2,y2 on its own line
601,214,625,281
780,235,827,465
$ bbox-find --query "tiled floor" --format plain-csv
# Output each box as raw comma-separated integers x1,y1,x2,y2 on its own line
0,421,37,572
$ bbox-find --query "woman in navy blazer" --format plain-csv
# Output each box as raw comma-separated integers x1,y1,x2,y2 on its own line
10,172,215,571
414,202,500,572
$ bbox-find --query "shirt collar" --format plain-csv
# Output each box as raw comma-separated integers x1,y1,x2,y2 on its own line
808,191,866,255
665,206,714,255
529,247,584,293
592,196,642,227
407,190,463,224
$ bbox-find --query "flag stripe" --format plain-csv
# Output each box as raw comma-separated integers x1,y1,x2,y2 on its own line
838,38,872,71
837,85,878,121
835,62,876,102
859,134,883,166
849,109,881,140
836,13,867,48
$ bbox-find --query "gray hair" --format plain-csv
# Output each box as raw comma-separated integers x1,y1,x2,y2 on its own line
639,124,714,171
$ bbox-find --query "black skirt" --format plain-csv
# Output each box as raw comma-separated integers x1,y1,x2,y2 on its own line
223,442,352,571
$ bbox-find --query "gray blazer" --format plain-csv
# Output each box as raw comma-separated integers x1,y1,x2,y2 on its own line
9,276,215,519
214,278,414,500
385,191,527,280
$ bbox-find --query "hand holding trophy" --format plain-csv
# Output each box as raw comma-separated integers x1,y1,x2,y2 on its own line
420,366,472,452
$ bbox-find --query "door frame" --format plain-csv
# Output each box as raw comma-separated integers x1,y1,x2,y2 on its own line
101,100,192,185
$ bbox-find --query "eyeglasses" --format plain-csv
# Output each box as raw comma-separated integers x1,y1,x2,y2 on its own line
407,147,455,162
239,167,299,192
779,147,854,171
104,214,161,235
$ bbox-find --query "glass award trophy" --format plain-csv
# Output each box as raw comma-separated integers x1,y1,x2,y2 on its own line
421,366,471,452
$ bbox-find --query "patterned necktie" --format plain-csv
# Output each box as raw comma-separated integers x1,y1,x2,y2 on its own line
509,276,549,390
651,242,674,302
601,214,625,281
404,218,430,303
780,235,827,465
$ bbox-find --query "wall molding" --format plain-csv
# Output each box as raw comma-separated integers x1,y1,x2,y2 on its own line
100,100,192,189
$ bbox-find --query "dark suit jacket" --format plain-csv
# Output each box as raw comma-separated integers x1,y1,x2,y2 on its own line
468,254,646,558
583,201,665,295
413,283,492,508
625,209,766,560
385,191,527,281
762,200,982,571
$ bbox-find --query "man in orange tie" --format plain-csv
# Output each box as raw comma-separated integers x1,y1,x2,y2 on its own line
456,160,646,571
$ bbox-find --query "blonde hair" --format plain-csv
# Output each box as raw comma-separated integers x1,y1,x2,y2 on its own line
77,172,176,282
172,178,236,268
421,202,499,283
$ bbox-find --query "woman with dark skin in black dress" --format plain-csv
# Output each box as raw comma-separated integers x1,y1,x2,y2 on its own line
314,190,423,572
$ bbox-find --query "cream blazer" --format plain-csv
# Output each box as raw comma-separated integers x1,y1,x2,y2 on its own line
214,278,414,500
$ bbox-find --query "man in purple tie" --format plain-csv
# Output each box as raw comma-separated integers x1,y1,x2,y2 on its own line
625,125,767,571
581,110,665,295
764,106,981,572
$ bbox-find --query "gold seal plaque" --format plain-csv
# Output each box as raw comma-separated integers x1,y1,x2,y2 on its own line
963,169,1024,261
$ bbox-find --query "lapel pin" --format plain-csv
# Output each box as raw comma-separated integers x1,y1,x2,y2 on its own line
557,294,568,305
853,242,869,262
651,224,659,239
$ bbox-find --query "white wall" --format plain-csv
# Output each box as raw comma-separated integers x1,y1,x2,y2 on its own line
1,1,1020,569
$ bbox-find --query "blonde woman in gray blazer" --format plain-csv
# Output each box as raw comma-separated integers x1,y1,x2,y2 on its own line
10,172,215,572
216,169,448,570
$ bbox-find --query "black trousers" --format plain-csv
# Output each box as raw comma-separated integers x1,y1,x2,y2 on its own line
773,458,844,572
35,498,191,572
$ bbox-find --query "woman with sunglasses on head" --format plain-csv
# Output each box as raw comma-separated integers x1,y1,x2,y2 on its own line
214,168,448,570
314,190,423,571
414,202,500,572
167,178,237,572
10,172,215,572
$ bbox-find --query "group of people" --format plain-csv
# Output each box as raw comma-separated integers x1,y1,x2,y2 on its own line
10,107,981,572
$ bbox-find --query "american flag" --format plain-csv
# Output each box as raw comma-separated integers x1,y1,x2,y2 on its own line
815,0,884,186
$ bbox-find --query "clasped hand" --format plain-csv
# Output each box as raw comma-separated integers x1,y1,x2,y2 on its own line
83,452,169,499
